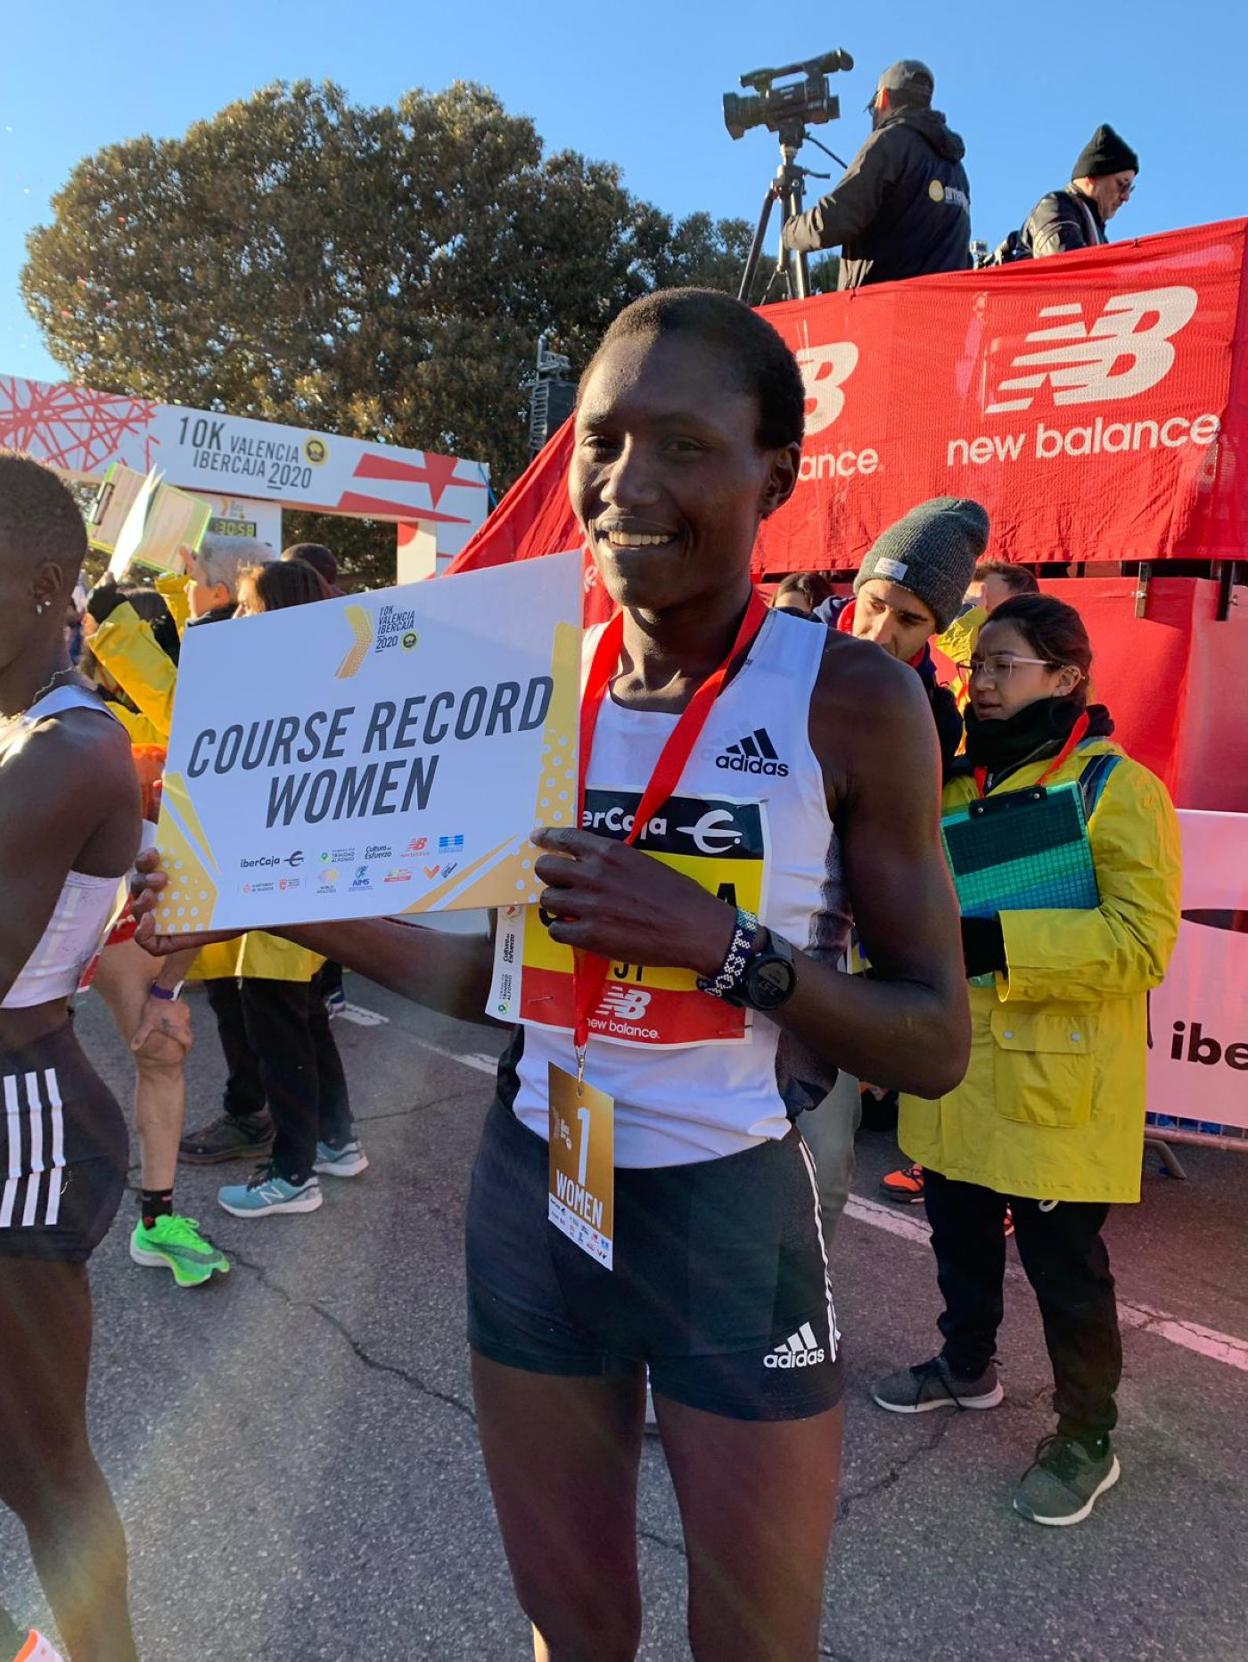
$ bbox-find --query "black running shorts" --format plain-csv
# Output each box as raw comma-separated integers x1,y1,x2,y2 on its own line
0,1023,127,1263
466,1097,843,1421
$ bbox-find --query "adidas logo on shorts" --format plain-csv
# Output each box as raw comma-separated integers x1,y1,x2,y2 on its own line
716,728,789,777
764,1322,826,1369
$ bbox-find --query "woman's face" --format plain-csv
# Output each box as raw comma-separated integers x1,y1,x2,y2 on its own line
569,332,799,615
969,619,1082,721
234,578,263,618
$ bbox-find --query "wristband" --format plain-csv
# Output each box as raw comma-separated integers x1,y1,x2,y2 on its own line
697,908,761,1001
149,981,184,1002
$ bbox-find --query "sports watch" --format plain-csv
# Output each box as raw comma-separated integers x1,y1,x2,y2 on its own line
149,980,185,1002
722,929,798,1012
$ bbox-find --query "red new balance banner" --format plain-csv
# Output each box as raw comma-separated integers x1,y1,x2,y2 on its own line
450,219,1248,580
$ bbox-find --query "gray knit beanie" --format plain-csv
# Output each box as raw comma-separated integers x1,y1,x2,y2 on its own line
853,498,990,633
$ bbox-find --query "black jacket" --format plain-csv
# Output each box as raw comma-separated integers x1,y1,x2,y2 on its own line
1020,187,1107,258
782,108,972,288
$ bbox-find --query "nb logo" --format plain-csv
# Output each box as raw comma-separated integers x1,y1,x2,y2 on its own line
597,985,653,1022
986,286,1198,415
796,342,859,436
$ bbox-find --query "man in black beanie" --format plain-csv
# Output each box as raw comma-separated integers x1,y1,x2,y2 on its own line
1020,124,1139,257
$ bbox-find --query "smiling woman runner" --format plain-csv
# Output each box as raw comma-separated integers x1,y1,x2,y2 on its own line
138,290,969,1662
0,456,141,1662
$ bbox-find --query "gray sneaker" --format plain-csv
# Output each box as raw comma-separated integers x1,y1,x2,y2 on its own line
872,1355,1004,1414
179,1111,274,1165
1013,1434,1120,1526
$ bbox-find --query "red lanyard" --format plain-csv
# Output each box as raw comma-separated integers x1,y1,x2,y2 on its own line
571,588,769,1054
974,710,1090,799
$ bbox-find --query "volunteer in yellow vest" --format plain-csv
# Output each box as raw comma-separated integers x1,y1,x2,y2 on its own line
873,594,1181,1528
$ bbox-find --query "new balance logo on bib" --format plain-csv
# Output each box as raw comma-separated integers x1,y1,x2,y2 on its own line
716,728,789,777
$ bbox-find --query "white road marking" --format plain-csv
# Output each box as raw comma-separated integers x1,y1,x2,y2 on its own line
842,1193,1248,1377
1118,1302,1248,1374
844,1193,931,1244
418,1044,1248,1379
411,1038,499,1077
338,1003,390,1028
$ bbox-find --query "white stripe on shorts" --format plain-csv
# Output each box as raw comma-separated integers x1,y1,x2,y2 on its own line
44,1068,65,1226
0,1073,20,1228
21,1071,44,1227
798,1135,840,1361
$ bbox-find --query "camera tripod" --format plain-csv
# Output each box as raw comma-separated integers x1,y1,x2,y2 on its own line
737,121,846,304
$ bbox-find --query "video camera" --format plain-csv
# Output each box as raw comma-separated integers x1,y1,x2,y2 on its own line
723,49,854,143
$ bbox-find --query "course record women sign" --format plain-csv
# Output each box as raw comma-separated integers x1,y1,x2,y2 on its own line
153,551,581,932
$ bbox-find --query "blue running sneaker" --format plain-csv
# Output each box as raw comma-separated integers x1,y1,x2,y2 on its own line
218,1164,323,1218
313,1139,369,1178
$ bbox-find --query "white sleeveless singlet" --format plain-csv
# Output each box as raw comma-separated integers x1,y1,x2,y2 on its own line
496,608,851,1167
2,684,126,1010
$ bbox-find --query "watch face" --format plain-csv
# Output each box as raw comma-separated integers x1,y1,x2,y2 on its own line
748,954,797,1010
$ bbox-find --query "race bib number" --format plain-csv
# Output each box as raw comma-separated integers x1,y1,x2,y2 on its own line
547,1063,614,1268
488,788,768,1048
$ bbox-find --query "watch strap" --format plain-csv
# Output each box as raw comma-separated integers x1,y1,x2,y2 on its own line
149,981,184,1002
696,908,761,1001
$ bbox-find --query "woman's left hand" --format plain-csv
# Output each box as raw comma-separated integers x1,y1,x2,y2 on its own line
532,827,736,977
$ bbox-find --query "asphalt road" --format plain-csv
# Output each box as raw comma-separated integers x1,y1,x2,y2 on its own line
2,977,1245,1661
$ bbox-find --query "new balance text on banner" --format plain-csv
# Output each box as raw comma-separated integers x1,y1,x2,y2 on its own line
1148,811,1248,1133
449,220,1248,577
152,553,582,933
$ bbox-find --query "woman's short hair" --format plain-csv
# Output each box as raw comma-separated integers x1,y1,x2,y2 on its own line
241,558,330,611
581,288,807,450
195,532,274,595
0,452,86,575
988,594,1092,705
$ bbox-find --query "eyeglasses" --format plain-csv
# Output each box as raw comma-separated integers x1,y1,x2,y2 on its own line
1114,177,1135,198
968,654,1061,683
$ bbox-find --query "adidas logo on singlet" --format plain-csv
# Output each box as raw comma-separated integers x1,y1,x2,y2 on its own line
716,728,789,777
764,1322,826,1369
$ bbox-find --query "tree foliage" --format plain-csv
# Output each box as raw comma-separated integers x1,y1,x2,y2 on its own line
24,81,760,585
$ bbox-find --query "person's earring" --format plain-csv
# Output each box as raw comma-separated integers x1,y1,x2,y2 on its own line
35,602,46,615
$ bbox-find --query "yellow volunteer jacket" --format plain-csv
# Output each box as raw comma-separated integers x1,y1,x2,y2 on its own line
935,604,985,718
91,593,323,985
899,737,1182,1204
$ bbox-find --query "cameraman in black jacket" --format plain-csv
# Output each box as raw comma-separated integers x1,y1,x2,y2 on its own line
781,60,971,288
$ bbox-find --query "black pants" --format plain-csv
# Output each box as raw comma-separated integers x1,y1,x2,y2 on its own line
205,973,353,1185
924,1168,1122,1441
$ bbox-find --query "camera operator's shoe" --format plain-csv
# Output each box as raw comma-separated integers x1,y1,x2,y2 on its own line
872,1355,1003,1414
1013,1433,1120,1526
880,1163,925,1203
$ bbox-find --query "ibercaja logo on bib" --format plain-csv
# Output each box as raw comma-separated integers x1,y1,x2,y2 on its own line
515,788,768,1048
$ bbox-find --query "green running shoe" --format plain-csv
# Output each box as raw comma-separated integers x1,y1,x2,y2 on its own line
130,1214,230,1287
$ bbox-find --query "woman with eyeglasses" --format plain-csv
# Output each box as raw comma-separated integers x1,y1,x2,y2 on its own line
873,593,1181,1528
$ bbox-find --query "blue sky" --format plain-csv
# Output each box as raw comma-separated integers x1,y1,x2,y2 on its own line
4,0,1246,386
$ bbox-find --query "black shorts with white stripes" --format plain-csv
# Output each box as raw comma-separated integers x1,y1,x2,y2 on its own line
466,1098,843,1421
0,1022,127,1263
